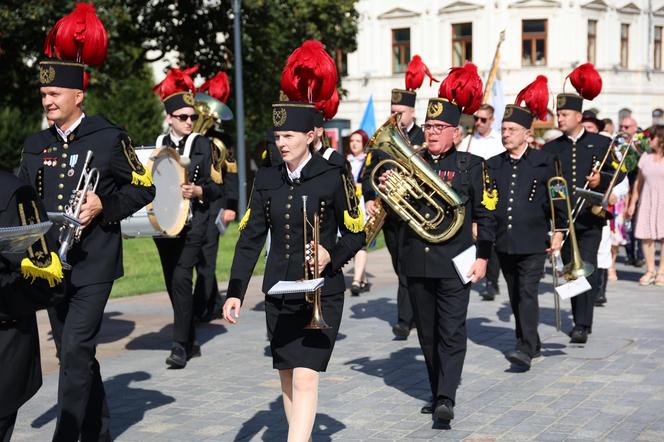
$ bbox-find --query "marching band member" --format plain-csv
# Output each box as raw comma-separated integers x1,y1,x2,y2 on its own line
222,101,365,441
380,63,496,421
362,55,435,339
542,64,612,344
152,67,222,368
18,5,155,440
487,76,566,369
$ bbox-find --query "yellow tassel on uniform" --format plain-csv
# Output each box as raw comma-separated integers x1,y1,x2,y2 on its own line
482,189,498,211
261,150,268,160
131,169,153,187
344,209,365,233
238,208,251,231
21,252,64,288
365,152,372,166
355,184,363,198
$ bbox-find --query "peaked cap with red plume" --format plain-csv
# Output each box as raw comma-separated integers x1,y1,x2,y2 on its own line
426,63,483,126
504,75,550,128
391,55,437,107
153,66,198,113
280,40,338,104
199,71,230,103
39,2,107,90
558,63,602,112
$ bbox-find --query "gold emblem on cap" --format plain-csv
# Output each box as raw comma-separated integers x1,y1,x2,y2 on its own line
392,90,403,104
40,66,56,85
557,95,566,109
427,101,443,119
273,107,287,127
183,93,195,106
503,106,514,119
279,90,290,101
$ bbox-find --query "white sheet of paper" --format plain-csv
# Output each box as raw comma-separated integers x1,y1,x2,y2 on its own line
214,208,227,236
555,276,591,300
452,245,476,285
268,278,325,295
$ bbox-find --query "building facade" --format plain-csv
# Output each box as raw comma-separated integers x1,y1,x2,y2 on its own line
338,0,664,131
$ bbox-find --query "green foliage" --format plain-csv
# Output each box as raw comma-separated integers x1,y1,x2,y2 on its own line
0,107,42,172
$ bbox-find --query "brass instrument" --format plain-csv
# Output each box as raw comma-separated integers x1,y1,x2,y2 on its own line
363,197,386,246
302,195,330,330
58,150,100,270
368,114,466,243
192,92,233,184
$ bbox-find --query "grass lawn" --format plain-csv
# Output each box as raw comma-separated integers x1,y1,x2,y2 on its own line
111,222,384,298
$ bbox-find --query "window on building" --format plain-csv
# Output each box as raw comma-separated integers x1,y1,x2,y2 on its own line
522,20,547,66
655,26,662,70
452,23,472,65
392,28,410,74
620,23,629,68
587,20,597,64
334,48,348,77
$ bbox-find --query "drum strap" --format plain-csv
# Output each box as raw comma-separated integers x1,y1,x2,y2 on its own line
183,133,200,159
155,134,167,148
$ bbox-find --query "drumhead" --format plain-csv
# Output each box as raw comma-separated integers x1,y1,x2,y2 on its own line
145,147,190,236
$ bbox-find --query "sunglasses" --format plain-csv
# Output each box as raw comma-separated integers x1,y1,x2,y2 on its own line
474,116,488,123
171,113,199,122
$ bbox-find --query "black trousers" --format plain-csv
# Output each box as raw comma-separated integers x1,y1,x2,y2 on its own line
497,252,546,357
154,214,207,347
48,281,112,442
407,276,470,403
0,412,16,442
561,225,602,328
485,247,500,287
193,200,223,319
383,219,413,329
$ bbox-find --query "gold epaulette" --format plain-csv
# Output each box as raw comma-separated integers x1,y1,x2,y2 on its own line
122,137,153,187
481,162,498,211
342,173,364,233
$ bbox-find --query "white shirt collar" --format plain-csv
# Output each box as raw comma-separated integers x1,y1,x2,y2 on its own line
169,130,185,145
509,144,529,160
567,127,585,143
55,113,85,142
314,140,323,152
287,152,312,181
406,121,415,133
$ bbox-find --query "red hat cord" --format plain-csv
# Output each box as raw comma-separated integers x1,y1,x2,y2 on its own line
438,62,483,115
565,63,602,100
152,65,199,100
515,75,550,121
199,71,230,103
405,55,438,91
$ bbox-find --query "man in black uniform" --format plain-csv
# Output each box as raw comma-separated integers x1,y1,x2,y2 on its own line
542,84,612,344
1,171,65,442
362,87,424,339
487,86,566,369
382,86,496,421
19,60,156,440
153,70,222,367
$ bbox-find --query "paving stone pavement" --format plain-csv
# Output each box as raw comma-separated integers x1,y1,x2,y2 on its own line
10,247,664,441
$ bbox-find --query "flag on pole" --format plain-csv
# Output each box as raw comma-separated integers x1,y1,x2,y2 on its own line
489,78,505,132
359,95,376,136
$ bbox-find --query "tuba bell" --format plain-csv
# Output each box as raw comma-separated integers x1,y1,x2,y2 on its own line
192,92,234,184
367,114,465,243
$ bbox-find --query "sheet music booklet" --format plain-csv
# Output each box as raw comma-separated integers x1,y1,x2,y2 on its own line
268,278,325,295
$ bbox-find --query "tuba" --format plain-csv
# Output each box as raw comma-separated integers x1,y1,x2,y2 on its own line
367,114,465,243
192,92,233,184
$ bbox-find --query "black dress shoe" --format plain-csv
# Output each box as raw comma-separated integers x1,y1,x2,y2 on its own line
166,344,187,368
420,400,434,414
392,323,410,339
506,350,532,369
594,293,607,306
187,341,202,360
434,398,455,421
480,283,497,301
570,326,589,344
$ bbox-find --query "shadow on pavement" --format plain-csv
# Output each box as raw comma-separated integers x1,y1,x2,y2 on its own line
125,322,227,351
45,311,136,345
495,301,575,332
31,371,175,440
233,397,345,441
344,347,430,402
349,297,395,325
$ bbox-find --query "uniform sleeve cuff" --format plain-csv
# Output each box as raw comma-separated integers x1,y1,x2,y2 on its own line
225,200,238,212
477,241,492,260
227,278,246,304
98,194,117,224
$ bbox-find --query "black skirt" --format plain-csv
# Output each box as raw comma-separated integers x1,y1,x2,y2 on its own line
265,292,344,372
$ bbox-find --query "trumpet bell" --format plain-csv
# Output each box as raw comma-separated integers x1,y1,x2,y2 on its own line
563,261,594,280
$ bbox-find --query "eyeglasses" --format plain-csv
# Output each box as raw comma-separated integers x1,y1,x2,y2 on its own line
171,113,199,122
619,125,632,130
423,123,454,133
474,116,489,123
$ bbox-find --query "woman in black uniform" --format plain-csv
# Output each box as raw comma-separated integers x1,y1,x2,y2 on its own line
223,101,365,441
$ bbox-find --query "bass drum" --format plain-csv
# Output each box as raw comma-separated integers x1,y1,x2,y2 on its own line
121,146,189,238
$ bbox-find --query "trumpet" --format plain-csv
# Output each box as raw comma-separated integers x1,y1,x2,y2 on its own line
548,175,594,330
368,114,465,243
58,150,99,270
302,195,330,330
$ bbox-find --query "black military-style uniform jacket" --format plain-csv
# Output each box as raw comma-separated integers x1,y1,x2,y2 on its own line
19,115,156,287
227,153,366,302
487,147,567,255
399,148,496,278
542,130,612,229
1,172,65,417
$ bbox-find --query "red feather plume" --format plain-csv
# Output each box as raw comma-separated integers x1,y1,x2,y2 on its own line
438,62,483,115
200,71,230,103
44,2,108,66
515,75,549,121
280,40,338,103
315,88,340,121
405,55,438,91
566,63,602,100
152,65,199,100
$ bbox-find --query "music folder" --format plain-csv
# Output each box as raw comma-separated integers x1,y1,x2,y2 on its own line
268,278,325,295
555,276,591,300
452,245,476,285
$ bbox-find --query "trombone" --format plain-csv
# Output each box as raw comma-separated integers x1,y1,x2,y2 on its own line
548,175,594,331
302,195,330,330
